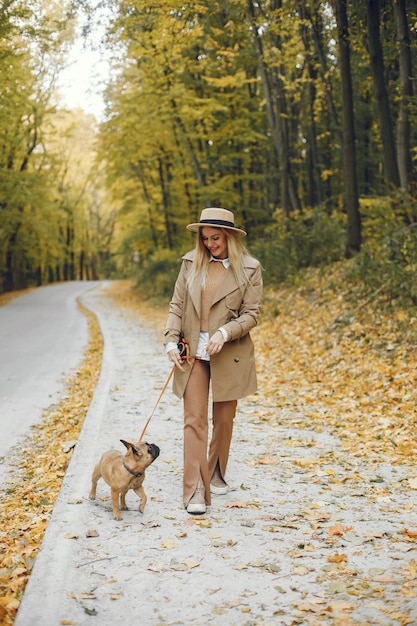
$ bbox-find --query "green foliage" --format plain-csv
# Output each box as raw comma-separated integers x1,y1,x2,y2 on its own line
344,197,417,306
2,0,417,304
0,0,113,293
133,249,182,300
251,208,346,286
97,0,417,272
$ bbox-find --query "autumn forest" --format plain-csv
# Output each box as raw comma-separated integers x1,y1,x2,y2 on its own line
1,3,417,622
1,0,416,303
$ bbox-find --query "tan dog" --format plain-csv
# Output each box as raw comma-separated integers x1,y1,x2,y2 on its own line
89,440,160,520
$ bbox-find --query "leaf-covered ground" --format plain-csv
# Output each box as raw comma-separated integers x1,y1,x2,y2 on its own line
0,300,103,625
0,269,416,625
254,267,417,463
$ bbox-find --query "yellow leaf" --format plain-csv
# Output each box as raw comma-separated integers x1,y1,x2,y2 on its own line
226,501,259,509
183,561,200,569
258,456,279,465
373,574,396,583
293,458,319,467
328,524,352,537
327,553,348,563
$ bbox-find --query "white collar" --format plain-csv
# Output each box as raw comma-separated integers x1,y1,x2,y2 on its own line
209,255,230,269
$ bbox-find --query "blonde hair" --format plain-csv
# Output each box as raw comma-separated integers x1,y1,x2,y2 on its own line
186,228,251,291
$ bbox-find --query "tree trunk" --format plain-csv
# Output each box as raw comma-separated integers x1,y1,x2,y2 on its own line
366,0,400,188
333,0,361,254
393,0,413,191
306,0,340,137
134,162,159,249
298,0,323,206
170,98,206,190
158,156,174,250
247,0,301,214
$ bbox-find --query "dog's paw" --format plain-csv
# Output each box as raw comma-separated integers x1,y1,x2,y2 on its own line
89,494,96,501
113,513,123,521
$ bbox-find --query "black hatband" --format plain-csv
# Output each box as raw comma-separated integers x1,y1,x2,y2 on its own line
200,219,234,227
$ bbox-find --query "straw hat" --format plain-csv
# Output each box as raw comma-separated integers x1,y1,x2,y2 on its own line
186,208,247,236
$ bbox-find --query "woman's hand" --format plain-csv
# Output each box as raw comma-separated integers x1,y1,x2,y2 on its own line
168,348,185,372
206,330,225,356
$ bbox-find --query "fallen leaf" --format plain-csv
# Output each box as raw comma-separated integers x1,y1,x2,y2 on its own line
80,592,96,600
176,531,187,539
327,553,348,563
258,456,279,465
328,523,352,537
84,607,97,616
183,561,201,569
293,458,320,467
372,574,396,583
296,601,325,613
226,501,259,509
169,560,188,571
306,512,331,522
143,520,161,528
148,565,165,572
327,582,348,594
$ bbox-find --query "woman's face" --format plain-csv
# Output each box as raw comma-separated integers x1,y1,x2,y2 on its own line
201,226,228,259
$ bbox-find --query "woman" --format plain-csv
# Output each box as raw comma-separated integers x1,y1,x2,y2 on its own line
164,207,263,514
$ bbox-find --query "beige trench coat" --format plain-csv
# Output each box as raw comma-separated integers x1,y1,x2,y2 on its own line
164,250,263,402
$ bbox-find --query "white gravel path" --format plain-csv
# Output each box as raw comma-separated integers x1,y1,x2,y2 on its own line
14,282,417,626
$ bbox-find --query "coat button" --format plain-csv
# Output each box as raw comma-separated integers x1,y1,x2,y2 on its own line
234,357,240,363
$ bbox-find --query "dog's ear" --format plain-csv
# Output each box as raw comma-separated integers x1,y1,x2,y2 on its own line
121,439,143,457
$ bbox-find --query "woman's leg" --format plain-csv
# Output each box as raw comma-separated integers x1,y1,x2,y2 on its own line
183,361,211,507
208,400,237,484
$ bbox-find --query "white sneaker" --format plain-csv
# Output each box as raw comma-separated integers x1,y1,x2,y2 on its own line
210,468,228,495
210,483,228,495
186,484,206,515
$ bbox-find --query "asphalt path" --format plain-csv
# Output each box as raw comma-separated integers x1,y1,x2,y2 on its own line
0,281,100,481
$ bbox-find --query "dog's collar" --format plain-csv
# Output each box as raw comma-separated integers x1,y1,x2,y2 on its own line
123,458,143,478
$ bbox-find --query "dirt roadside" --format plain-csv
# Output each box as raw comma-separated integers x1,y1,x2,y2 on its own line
14,281,417,626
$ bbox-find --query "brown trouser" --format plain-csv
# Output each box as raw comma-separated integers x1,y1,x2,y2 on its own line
183,360,237,507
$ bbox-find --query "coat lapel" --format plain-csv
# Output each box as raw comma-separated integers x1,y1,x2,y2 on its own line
184,253,256,311
212,268,239,305
189,281,201,318
188,267,238,312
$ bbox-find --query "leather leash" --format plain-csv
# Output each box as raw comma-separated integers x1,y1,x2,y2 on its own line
138,342,196,441
138,364,176,441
